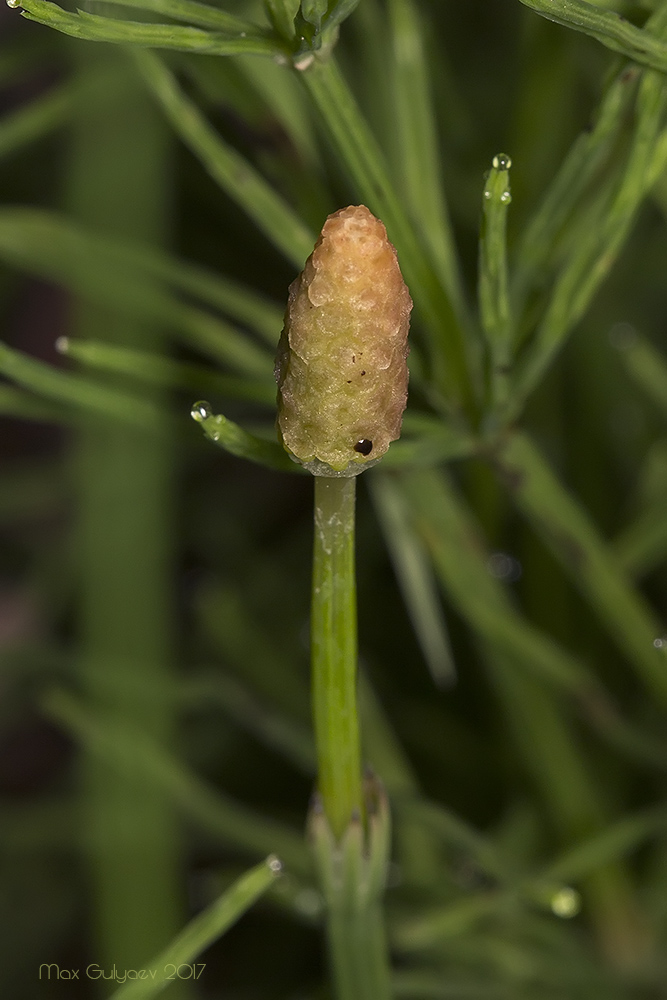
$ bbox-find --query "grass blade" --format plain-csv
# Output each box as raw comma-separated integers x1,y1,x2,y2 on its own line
613,500,667,580
60,338,276,405
485,647,643,964
0,82,74,160
395,796,504,881
43,688,310,874
0,383,70,424
299,56,475,412
0,341,163,429
370,473,456,687
380,412,477,468
495,432,667,704
141,255,282,347
98,0,261,33
511,65,638,319
392,894,508,953
393,465,667,772
0,207,282,343
613,326,667,418
264,0,300,43
235,52,321,170
387,0,466,320
396,467,599,699
0,208,275,376
181,671,315,774
195,582,311,720
134,49,315,268
357,676,444,887
16,0,280,57
190,401,300,473
478,154,513,410
518,0,667,73
541,806,667,884
110,857,282,999
66,52,191,972
511,49,667,414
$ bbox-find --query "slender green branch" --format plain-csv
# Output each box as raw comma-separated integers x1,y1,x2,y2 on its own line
98,0,260,33
110,857,282,1000
61,338,276,406
0,340,163,430
311,476,362,839
511,64,638,319
191,400,300,473
510,48,667,417
495,432,667,705
134,49,315,268
299,56,476,414
388,0,468,324
518,0,667,73
0,81,75,160
479,153,512,412
16,0,280,56
67,46,184,978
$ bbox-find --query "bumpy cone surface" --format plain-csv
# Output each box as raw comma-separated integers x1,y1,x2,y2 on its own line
275,205,412,475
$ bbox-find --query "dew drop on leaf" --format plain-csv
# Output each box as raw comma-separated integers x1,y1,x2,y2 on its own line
191,401,212,422
492,153,512,170
550,887,580,919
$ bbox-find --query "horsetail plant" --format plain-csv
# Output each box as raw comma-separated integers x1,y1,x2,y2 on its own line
7,0,667,995
279,204,409,999
194,204,411,998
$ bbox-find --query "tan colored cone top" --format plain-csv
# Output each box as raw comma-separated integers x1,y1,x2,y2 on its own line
276,205,412,476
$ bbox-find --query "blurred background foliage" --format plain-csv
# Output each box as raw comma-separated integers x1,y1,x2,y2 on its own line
1,0,667,997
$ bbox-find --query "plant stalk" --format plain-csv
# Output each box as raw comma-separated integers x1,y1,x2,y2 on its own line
311,475,363,840
311,477,393,998
67,48,185,990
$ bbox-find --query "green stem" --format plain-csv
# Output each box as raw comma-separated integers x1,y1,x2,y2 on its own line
67,48,185,990
311,476,363,840
478,154,512,413
328,902,392,1000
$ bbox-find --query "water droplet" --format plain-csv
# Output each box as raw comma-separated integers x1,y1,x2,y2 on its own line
191,400,211,422
267,855,283,874
487,552,522,582
500,190,512,204
55,336,69,354
492,152,512,171
653,637,666,649
550,886,580,919
484,189,492,199
6,0,21,8
211,430,220,442
239,31,246,37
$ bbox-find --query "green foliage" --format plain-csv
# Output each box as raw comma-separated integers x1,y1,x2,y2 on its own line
519,0,667,72
2,0,667,996
110,856,282,999
19,0,281,55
